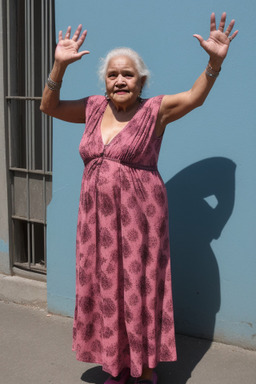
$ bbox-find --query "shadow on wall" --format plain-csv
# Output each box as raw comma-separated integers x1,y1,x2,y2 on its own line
166,157,236,339
161,156,236,382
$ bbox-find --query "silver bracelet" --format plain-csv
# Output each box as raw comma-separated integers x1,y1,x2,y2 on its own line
205,63,221,79
47,74,62,91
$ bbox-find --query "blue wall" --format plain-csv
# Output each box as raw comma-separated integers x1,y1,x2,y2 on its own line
47,0,256,348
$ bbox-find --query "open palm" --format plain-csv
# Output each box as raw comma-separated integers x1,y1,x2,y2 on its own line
194,13,238,63
55,24,90,65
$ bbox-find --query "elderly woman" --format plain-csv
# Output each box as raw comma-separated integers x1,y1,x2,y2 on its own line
40,12,237,384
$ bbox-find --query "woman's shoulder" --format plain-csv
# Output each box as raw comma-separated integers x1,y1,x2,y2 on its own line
142,95,165,110
84,95,107,124
143,95,164,104
86,94,106,105
85,95,107,111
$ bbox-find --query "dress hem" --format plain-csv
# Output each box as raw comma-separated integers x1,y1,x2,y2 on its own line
72,347,177,377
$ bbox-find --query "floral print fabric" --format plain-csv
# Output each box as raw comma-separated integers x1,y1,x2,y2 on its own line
73,95,177,377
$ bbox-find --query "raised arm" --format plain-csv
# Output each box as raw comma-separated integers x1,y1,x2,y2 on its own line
157,12,238,135
40,24,90,123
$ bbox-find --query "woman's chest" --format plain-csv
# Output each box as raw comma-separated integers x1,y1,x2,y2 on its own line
100,109,132,146
100,119,127,146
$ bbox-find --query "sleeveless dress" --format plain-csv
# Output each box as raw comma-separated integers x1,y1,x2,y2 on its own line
73,95,177,377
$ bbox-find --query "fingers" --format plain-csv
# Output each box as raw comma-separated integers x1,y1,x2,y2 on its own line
210,12,216,32
71,24,88,48
223,17,238,43
58,30,63,41
217,12,238,41
64,26,72,39
58,24,87,43
72,24,83,41
224,19,235,36
210,12,238,43
218,12,226,32
193,34,204,45
77,50,90,59
211,12,237,37
58,26,72,41
76,29,88,48
228,29,239,43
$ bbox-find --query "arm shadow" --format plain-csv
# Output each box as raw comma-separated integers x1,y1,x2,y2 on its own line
157,156,236,383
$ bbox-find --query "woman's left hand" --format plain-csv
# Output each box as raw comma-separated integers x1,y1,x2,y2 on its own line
193,12,238,69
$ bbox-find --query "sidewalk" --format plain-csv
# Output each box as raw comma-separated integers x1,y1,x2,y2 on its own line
0,300,256,384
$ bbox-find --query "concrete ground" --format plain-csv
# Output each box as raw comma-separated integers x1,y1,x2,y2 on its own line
1,300,256,384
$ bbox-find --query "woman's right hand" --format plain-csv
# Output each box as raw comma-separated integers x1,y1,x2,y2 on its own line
40,24,89,122
55,24,90,67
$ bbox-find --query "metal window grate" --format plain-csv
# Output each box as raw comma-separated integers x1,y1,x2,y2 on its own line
6,0,55,274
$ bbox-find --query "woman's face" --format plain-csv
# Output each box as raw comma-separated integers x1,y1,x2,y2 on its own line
105,55,145,111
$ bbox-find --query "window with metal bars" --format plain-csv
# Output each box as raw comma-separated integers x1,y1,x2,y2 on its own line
5,0,55,275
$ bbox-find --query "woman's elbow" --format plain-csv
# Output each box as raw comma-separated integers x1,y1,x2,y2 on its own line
40,101,54,116
192,95,206,109
196,98,205,108
187,90,205,111
40,102,46,113
40,99,48,113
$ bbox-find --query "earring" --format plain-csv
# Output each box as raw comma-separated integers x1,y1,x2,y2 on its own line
105,91,110,100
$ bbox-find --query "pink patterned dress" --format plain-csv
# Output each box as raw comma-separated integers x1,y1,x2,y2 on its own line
73,95,177,377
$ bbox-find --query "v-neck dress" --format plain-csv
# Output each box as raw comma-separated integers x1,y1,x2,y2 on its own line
73,95,177,377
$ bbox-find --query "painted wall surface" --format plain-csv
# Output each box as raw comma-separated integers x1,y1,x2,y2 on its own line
47,0,256,348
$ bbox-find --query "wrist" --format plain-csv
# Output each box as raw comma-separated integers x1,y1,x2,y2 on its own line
47,73,62,92
205,62,221,80
208,58,223,72
50,61,67,82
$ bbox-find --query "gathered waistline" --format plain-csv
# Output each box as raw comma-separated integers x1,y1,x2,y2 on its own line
84,153,158,172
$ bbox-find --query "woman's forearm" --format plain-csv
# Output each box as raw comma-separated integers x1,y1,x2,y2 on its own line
40,61,86,123
158,59,224,127
189,60,222,108
40,61,67,114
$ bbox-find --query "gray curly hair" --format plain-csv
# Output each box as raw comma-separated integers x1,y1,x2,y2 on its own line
98,47,150,86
